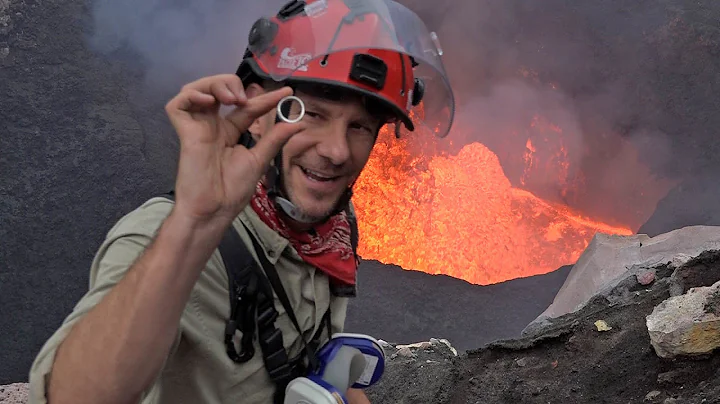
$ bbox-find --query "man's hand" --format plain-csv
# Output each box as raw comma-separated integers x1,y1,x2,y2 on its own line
347,388,371,404
165,74,306,225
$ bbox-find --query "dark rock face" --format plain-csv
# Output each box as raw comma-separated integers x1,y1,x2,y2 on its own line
345,261,571,353
639,174,720,237
1,0,178,385
364,339,460,404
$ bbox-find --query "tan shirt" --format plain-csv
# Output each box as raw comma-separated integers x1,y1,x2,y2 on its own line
27,196,350,403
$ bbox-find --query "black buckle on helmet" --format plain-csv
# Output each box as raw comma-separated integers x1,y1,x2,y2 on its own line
277,0,307,20
349,53,387,90
248,18,278,55
412,78,425,106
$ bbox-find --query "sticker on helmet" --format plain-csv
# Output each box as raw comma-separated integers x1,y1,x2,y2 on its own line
277,47,313,72
304,0,328,17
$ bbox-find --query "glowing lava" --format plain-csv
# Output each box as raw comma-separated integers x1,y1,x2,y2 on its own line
353,123,633,285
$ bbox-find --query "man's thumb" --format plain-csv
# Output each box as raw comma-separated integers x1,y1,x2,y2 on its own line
247,121,306,169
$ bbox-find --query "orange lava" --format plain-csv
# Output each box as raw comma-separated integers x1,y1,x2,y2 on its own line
353,124,633,285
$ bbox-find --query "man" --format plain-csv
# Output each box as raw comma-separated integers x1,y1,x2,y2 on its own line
27,0,454,403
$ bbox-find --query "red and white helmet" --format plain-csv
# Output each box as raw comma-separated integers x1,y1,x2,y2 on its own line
236,0,455,138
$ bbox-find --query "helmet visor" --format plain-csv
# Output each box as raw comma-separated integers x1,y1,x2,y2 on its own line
250,0,455,138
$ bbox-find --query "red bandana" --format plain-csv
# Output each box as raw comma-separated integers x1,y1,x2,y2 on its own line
249,182,357,286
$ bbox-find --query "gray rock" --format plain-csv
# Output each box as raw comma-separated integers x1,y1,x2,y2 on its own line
646,280,720,358
515,357,530,367
525,226,720,335
365,339,457,404
0,383,28,404
657,370,681,385
637,270,657,286
396,347,415,358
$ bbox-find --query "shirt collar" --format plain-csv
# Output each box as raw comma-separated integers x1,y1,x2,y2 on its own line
238,205,291,265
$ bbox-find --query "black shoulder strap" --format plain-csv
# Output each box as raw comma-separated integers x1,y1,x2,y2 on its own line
323,205,360,298
161,191,261,363
346,205,359,260
241,222,319,367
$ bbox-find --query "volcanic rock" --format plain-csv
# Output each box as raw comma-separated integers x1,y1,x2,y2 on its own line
345,260,571,355
646,280,720,358
365,338,459,403
645,390,662,401
637,270,657,286
395,347,415,358
363,249,720,403
524,226,720,335
0,383,28,404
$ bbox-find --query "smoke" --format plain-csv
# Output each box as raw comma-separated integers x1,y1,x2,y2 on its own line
402,0,718,229
88,0,287,94
86,0,720,230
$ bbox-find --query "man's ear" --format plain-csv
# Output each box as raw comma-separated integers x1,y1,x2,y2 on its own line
245,82,267,137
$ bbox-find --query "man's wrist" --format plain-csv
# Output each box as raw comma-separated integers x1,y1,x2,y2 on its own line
346,388,371,404
166,205,233,237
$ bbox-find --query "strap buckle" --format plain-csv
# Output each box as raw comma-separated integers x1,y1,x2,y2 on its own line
225,282,258,364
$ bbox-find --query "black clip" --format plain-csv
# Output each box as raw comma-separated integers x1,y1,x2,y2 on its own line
349,53,388,90
277,0,307,20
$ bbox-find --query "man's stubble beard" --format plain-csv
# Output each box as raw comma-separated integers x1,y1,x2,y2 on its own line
283,175,347,222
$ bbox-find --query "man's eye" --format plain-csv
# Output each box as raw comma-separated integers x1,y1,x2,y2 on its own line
350,123,372,133
305,111,321,119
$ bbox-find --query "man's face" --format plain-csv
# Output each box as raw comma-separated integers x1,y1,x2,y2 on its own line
251,86,383,221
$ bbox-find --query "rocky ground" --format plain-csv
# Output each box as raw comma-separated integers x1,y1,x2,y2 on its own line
0,384,27,404
364,250,720,404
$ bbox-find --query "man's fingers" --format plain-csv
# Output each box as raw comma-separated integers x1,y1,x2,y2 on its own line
225,87,294,132
166,89,216,117
181,74,244,95
186,90,217,108
227,78,248,104
248,121,307,169
168,74,247,111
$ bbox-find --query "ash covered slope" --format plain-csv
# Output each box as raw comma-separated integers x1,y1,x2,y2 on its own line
366,250,720,404
346,260,571,353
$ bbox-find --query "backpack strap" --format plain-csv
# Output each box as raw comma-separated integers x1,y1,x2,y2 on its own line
326,204,360,298
161,192,261,363
241,222,329,402
346,205,359,262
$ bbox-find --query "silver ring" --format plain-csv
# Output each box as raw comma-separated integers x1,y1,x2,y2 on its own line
277,95,304,123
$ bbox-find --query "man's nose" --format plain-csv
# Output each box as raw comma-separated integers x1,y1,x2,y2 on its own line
316,124,351,165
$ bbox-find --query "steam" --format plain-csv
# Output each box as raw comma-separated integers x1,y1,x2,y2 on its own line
88,0,287,93
404,0,695,229
87,0,716,231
